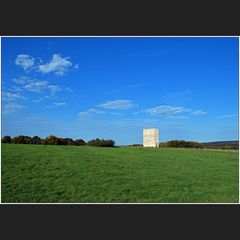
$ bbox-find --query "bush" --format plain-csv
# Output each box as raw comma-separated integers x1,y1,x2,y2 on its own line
75,139,86,146
87,138,115,147
1,136,12,143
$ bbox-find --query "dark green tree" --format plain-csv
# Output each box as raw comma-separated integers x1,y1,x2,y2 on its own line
1,136,12,143
75,139,86,146
87,138,115,147
44,135,59,145
32,136,42,144
12,135,29,144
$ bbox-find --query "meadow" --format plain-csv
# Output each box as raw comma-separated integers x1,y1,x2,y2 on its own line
1,144,239,203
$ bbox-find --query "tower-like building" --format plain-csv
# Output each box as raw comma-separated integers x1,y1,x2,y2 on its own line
143,128,159,147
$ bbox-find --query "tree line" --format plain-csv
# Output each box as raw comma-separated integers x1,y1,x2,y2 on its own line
128,140,204,148
159,140,203,148
1,135,115,147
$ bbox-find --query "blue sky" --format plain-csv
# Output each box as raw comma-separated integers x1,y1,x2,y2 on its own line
1,37,239,145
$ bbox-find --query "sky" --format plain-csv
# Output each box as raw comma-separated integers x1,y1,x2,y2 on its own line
1,37,239,145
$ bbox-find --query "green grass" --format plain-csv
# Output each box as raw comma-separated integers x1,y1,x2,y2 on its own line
1,144,239,203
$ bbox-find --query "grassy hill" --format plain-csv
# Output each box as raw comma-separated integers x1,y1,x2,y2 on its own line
1,144,239,203
201,140,239,149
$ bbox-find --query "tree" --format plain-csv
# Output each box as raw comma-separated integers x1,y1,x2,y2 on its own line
87,138,115,147
1,136,12,143
58,138,68,145
32,136,42,144
75,139,86,146
24,136,32,144
165,140,203,148
159,142,167,147
65,138,76,146
44,135,59,145
12,135,30,144
58,138,76,145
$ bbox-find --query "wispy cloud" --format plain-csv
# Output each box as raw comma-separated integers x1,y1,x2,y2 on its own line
24,80,49,93
2,91,26,101
38,54,73,76
97,100,135,110
13,77,61,95
74,64,79,69
53,102,67,107
144,105,206,119
166,115,188,119
32,98,44,103
145,105,191,116
191,110,207,116
111,112,123,116
78,108,106,117
48,85,61,95
65,87,74,93
13,76,29,85
3,103,26,114
163,89,192,105
15,54,35,71
218,114,237,119
8,86,24,93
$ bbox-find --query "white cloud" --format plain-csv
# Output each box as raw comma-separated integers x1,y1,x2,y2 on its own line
48,85,61,95
144,105,207,119
13,76,28,84
24,80,49,93
43,95,51,99
38,54,73,76
4,103,25,110
2,91,26,101
218,114,237,119
3,103,26,114
145,105,191,116
166,115,188,119
8,86,24,93
65,87,74,93
97,100,135,110
191,110,207,116
164,89,192,99
163,89,192,105
78,108,106,117
15,54,35,71
111,112,123,116
13,77,61,95
53,102,67,106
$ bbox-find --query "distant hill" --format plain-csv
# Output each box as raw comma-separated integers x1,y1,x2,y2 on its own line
201,141,239,149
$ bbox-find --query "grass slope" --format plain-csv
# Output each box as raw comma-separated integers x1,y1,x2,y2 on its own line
1,144,239,203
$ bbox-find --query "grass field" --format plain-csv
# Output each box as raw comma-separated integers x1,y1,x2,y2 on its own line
1,144,239,203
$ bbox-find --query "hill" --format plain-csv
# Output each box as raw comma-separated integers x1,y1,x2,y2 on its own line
202,140,239,149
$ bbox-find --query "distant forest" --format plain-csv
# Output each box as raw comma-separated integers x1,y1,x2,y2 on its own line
1,135,239,149
1,135,115,147
201,141,239,149
130,140,239,149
